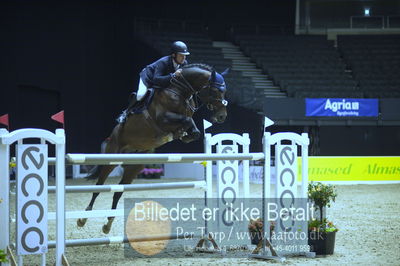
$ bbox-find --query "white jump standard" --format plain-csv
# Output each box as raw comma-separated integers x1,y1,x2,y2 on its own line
0,128,66,266
250,132,315,261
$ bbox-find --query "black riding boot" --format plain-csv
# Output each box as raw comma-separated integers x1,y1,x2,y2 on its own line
116,92,138,124
127,92,138,111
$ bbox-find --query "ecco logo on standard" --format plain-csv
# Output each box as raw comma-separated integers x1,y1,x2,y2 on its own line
17,145,48,255
277,145,296,232
219,146,237,227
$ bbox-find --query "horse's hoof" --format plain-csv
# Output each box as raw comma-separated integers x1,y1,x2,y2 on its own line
102,224,111,234
77,218,87,227
181,131,200,143
181,135,194,143
192,131,201,140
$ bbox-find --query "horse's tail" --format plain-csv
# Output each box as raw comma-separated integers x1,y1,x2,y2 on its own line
85,138,110,180
85,165,102,180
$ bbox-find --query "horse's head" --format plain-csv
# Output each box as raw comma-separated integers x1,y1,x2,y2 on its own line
179,64,228,124
198,69,228,124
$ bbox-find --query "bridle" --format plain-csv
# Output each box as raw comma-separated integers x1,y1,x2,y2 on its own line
170,72,228,113
203,87,228,111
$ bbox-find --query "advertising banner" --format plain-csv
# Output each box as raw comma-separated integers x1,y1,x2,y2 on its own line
305,98,379,117
298,156,400,182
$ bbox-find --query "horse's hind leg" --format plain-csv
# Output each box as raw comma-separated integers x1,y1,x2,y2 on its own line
102,164,144,234
77,165,117,227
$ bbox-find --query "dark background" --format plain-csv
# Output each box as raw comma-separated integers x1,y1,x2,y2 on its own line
1,0,399,155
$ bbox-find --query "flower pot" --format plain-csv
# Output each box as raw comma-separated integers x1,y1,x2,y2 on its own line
308,230,336,255
250,232,262,245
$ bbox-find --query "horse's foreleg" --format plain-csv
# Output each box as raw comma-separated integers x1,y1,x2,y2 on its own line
77,165,117,227
181,119,200,143
161,112,200,143
102,164,144,234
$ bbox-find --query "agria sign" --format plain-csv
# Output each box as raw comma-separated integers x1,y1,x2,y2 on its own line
16,145,48,255
306,98,378,117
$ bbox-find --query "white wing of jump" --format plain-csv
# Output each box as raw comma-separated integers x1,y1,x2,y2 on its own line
264,116,274,130
203,119,212,132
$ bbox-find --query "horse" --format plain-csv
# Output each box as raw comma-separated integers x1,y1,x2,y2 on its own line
77,63,228,233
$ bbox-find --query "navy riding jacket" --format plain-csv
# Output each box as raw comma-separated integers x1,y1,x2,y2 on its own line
139,55,188,89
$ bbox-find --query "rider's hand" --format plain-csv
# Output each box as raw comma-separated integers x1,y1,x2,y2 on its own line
175,69,182,77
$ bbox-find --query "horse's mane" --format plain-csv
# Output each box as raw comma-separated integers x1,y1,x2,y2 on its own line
183,63,214,72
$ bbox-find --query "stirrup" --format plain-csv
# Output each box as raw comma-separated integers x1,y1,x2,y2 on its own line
116,110,128,124
128,94,138,109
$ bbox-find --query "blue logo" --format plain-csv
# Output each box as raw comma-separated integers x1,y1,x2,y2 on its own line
305,98,379,117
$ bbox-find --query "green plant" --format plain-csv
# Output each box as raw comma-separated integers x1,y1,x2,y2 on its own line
309,218,338,233
0,248,8,263
308,181,337,222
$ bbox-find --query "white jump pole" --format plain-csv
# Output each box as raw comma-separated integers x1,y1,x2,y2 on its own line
48,181,207,193
47,233,197,248
301,133,309,198
55,129,66,266
66,152,264,165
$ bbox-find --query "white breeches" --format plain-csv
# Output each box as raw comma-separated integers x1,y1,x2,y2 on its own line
136,78,148,100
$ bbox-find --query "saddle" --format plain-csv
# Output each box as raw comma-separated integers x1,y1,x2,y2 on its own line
116,89,155,124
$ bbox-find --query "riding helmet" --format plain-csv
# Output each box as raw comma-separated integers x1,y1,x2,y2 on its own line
171,41,190,55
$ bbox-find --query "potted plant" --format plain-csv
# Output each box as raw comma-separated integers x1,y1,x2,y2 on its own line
308,181,338,255
0,248,8,265
248,218,275,245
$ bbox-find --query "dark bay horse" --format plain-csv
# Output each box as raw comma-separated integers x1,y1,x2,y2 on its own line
77,63,228,233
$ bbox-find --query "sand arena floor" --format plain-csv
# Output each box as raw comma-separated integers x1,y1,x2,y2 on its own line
10,177,400,266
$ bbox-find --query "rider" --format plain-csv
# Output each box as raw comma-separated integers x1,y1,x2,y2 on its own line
117,41,190,123
136,40,190,101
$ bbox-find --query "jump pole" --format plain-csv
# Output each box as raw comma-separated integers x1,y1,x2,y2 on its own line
65,152,264,165
48,181,207,193
47,233,197,248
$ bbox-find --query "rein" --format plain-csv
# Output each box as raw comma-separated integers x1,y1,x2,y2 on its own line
170,74,196,96
170,74,207,113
